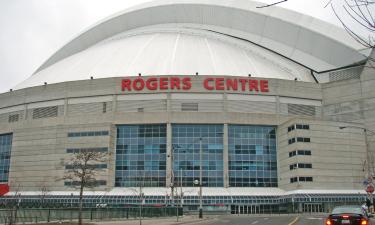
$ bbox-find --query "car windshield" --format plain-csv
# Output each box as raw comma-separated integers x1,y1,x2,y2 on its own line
332,206,363,215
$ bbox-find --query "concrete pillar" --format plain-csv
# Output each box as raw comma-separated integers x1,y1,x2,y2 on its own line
166,123,173,187
223,123,229,188
112,95,117,112
63,98,68,116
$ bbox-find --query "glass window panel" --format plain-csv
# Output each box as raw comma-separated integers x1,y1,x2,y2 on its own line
115,125,167,187
228,125,277,187
0,133,12,183
172,124,224,187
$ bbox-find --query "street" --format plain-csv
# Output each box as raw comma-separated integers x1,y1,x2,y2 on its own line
192,215,326,225
94,214,328,225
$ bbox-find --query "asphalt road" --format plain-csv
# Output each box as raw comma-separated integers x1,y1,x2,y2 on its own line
187,215,327,225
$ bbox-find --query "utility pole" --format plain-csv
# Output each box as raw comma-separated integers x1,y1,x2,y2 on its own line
340,126,375,212
199,137,203,219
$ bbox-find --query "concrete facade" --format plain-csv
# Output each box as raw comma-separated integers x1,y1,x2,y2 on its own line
0,70,374,193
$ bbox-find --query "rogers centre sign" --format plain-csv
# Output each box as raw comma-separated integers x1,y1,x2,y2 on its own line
121,77,269,92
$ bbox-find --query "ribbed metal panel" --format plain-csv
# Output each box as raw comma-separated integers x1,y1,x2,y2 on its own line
32,106,58,119
287,104,316,116
67,102,112,116
117,100,167,112
171,100,223,112
227,101,276,113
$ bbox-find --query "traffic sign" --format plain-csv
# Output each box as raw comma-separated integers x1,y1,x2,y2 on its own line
366,185,374,193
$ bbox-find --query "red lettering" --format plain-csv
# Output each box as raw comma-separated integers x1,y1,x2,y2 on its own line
159,77,168,90
170,77,181,90
203,78,215,90
260,80,269,92
239,79,247,91
249,80,259,92
226,79,238,91
146,78,158,90
121,79,132,91
133,78,145,91
182,77,192,90
215,78,225,90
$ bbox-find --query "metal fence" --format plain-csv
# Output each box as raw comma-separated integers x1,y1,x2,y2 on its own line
0,207,183,224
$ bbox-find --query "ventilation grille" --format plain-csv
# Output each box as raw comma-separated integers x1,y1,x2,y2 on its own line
68,102,112,116
181,103,198,111
329,66,363,82
171,100,223,112
32,106,58,119
228,101,276,113
288,104,316,116
8,114,19,123
117,100,167,112
0,110,24,124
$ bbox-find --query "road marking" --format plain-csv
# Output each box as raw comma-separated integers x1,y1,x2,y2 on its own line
251,221,259,224
287,216,299,225
307,217,323,220
263,217,269,220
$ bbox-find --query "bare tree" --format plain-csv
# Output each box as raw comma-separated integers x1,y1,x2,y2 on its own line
6,180,22,225
62,150,108,225
329,0,375,49
38,179,50,208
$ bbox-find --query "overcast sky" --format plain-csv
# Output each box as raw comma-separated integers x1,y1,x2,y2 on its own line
0,0,354,93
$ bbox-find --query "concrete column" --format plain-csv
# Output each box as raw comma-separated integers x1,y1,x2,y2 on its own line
63,98,68,116
23,104,28,120
112,95,117,112
166,123,173,187
223,123,229,188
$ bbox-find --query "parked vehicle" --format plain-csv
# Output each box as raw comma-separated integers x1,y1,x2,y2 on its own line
325,205,373,225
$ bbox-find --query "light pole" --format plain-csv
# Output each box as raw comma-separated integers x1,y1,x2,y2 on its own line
174,131,223,219
340,126,375,212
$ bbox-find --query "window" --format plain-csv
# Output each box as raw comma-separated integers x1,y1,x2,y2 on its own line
299,177,313,182
290,176,313,183
0,133,12,183
290,163,312,170
296,124,310,130
66,147,108,153
67,131,109,137
228,125,277,187
65,164,107,170
173,124,224,187
297,150,311,156
289,150,311,157
115,124,167,187
289,137,310,144
64,180,107,186
288,124,310,132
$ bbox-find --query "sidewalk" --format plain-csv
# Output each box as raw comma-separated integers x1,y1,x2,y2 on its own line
92,215,216,225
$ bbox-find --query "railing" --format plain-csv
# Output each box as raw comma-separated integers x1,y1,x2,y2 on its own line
0,207,183,225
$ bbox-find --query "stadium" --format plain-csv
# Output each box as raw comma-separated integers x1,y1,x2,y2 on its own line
0,0,374,214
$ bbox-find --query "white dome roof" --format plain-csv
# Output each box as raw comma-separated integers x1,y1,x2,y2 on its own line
14,0,367,89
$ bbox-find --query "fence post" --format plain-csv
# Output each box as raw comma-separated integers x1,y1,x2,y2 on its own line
90,208,93,221
47,209,50,222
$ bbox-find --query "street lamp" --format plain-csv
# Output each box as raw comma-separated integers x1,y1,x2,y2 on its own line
173,131,223,219
340,126,375,211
